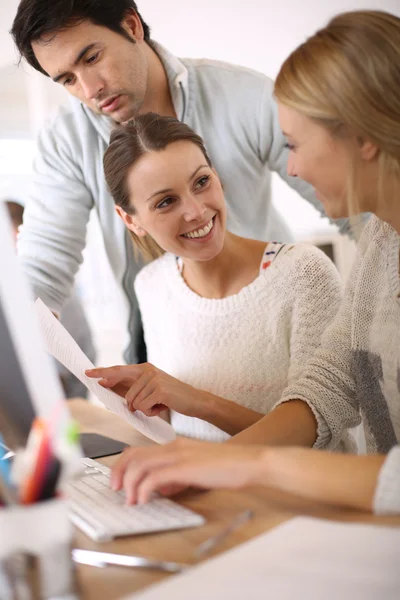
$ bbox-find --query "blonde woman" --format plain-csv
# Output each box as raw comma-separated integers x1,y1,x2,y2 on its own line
108,10,400,514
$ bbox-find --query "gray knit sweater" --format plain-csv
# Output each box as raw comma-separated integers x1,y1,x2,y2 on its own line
278,216,400,514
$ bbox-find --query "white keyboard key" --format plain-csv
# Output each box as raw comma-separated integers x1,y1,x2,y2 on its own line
66,458,205,541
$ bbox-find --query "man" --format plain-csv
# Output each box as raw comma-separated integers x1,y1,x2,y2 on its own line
11,0,350,363
3,197,96,398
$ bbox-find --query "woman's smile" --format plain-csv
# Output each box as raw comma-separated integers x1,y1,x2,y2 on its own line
181,216,216,241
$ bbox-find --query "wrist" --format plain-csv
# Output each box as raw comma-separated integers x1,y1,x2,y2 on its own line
189,389,216,420
249,447,272,486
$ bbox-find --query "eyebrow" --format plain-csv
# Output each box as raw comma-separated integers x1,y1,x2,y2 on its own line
52,43,98,83
145,164,209,202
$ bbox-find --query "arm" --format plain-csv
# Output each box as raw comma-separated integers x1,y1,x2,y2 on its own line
86,364,265,435
18,115,93,314
231,227,376,450
263,446,385,512
110,438,399,514
232,246,343,447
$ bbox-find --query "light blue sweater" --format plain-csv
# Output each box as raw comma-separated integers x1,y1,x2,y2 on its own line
18,41,348,362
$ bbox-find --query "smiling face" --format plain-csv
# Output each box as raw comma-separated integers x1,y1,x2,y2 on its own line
278,103,357,219
31,15,149,123
117,140,227,261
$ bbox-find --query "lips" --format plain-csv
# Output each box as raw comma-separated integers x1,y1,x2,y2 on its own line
181,216,216,240
99,95,121,113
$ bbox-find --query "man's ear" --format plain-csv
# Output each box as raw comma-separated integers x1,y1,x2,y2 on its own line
115,206,147,237
121,9,144,42
357,138,379,162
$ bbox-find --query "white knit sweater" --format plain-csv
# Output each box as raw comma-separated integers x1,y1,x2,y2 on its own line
135,243,342,442
279,216,400,514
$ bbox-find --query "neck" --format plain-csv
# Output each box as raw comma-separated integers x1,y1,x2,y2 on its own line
181,233,265,299
140,43,176,117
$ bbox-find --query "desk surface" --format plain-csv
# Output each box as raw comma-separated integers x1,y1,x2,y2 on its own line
69,399,400,600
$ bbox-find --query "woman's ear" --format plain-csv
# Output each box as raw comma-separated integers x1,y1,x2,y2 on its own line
357,138,379,162
115,206,147,237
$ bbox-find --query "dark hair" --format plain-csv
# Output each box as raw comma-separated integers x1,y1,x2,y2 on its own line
104,112,213,261
11,0,151,76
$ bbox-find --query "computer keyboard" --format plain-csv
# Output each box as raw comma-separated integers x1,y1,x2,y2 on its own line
65,457,205,542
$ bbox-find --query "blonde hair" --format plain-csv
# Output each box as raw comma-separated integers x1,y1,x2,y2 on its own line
274,10,400,221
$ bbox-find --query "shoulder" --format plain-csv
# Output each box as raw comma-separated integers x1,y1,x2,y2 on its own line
272,243,342,288
182,56,273,98
37,98,102,155
357,214,396,254
134,253,176,292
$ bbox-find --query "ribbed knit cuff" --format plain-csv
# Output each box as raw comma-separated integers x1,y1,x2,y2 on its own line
373,446,400,516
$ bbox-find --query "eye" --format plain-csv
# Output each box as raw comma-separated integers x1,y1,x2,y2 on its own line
62,76,75,87
194,175,210,190
156,197,175,210
284,142,295,151
86,52,100,65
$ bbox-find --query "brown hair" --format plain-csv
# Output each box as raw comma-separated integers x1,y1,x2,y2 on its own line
274,10,400,220
104,112,213,261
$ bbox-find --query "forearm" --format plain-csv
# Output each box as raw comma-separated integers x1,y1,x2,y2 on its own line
193,391,264,436
259,447,385,512
229,399,318,446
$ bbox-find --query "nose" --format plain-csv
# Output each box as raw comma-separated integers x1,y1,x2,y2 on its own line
287,153,297,178
79,72,104,101
182,194,207,221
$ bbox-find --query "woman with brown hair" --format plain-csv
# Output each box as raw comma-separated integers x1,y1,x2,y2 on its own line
86,113,342,445
105,10,400,515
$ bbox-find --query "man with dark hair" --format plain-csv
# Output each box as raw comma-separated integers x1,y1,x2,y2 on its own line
11,0,350,364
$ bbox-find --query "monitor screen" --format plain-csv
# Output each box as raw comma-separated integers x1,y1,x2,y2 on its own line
0,202,69,449
0,298,36,447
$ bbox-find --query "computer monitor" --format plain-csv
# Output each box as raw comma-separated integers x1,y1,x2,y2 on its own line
0,201,70,449
0,203,128,458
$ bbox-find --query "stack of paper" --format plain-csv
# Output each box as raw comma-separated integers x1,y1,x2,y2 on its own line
35,299,176,445
127,517,400,599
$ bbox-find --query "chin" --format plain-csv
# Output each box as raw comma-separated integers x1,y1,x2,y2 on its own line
317,193,349,220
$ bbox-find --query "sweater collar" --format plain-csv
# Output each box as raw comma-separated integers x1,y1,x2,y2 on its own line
76,40,189,144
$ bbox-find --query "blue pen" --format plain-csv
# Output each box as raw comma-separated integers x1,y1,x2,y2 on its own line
0,434,12,486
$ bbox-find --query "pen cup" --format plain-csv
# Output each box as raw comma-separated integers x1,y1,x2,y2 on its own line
0,497,79,599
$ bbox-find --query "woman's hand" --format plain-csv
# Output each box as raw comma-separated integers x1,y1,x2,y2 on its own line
85,363,205,418
110,439,266,504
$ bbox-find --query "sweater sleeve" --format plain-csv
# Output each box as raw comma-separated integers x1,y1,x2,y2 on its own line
373,446,400,515
257,78,360,238
284,246,343,386
17,114,93,315
275,220,377,449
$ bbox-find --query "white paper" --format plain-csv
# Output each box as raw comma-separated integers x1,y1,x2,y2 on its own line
34,299,176,445
127,517,400,600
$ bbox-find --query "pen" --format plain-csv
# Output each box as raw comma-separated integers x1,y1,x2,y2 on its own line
194,509,254,559
20,419,52,504
38,456,61,501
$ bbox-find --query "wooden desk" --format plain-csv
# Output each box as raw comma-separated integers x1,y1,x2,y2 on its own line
69,400,400,600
